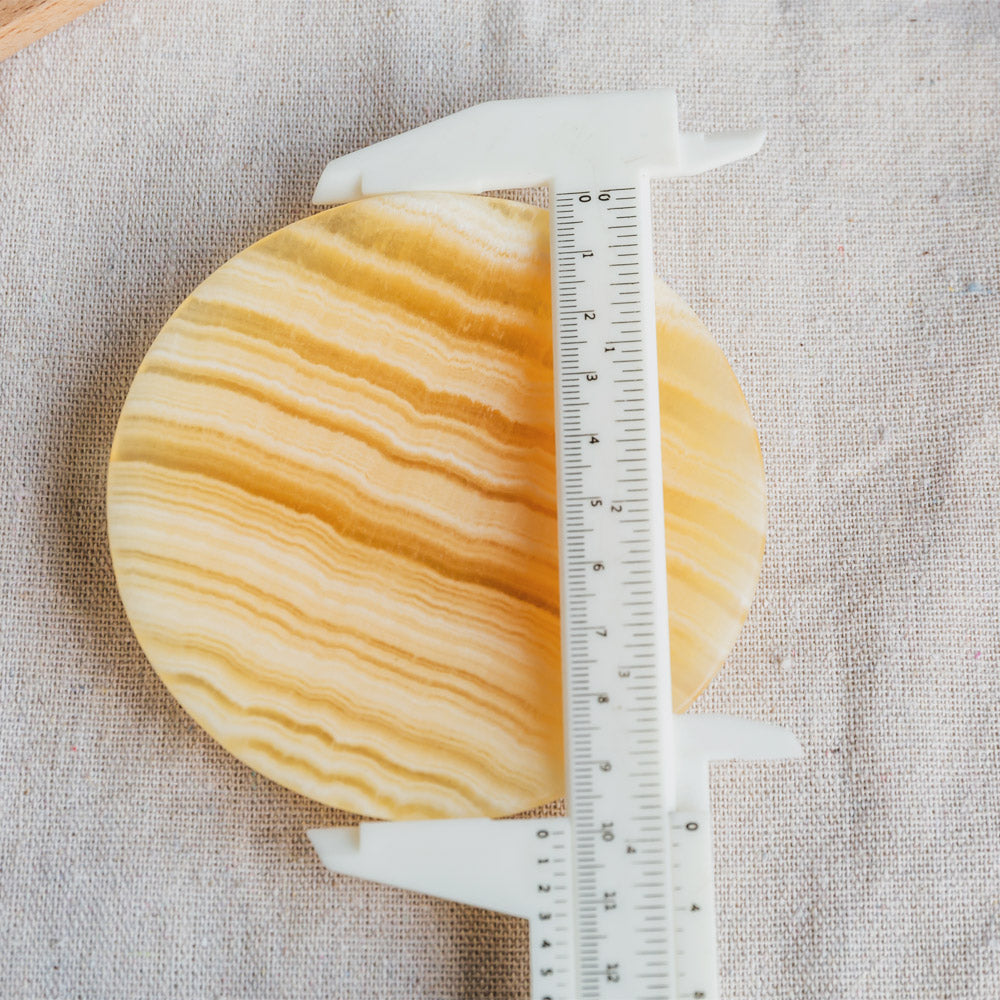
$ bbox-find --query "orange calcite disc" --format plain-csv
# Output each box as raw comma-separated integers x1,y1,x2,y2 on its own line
107,193,765,819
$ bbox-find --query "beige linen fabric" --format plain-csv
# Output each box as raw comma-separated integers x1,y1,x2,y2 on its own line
2,2,999,997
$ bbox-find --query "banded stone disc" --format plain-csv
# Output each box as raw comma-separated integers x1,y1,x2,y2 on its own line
107,192,765,820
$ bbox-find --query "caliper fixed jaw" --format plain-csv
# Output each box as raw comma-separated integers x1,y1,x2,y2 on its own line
312,90,764,204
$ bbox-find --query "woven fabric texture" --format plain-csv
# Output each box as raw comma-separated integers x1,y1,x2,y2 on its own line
2,2,999,997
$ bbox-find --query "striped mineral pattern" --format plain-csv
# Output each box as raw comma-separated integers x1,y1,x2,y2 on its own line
107,192,765,819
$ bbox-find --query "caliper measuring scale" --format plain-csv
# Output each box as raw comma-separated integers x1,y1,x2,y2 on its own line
308,91,802,1000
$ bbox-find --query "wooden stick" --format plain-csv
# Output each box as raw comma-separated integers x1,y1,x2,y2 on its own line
0,0,108,63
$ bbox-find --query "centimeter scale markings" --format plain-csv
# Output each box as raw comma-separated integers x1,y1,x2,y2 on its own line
544,182,680,1000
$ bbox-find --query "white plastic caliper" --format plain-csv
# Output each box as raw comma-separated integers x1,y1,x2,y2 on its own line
308,91,801,1000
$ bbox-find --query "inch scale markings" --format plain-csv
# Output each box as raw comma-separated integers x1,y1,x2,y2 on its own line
552,183,675,999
